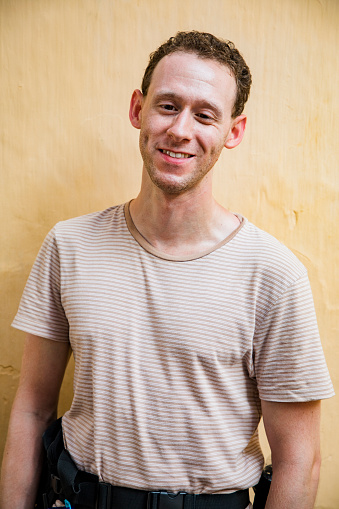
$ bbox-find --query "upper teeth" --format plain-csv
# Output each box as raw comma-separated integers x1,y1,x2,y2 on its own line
163,150,191,158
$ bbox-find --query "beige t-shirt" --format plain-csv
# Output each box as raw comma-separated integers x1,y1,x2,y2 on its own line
12,203,334,494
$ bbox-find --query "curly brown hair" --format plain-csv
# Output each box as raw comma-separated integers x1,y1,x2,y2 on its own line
141,31,252,118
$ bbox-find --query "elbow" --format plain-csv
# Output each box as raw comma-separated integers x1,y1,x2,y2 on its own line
271,447,322,486
311,450,321,484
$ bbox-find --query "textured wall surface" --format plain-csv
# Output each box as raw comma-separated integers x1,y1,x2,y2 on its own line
1,0,338,506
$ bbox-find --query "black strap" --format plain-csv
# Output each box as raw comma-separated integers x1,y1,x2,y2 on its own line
97,484,249,509
193,490,249,509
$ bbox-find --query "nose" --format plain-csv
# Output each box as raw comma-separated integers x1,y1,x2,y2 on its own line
167,109,193,142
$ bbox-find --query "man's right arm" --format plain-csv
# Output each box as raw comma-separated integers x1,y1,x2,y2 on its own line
0,333,71,509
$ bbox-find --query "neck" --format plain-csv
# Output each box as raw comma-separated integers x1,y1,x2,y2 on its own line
129,173,239,258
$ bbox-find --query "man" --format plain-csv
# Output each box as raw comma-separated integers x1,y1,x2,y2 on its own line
0,31,334,509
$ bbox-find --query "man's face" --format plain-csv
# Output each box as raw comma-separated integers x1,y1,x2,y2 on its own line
130,51,245,195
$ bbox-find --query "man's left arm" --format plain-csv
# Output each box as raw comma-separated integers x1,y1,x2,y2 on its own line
261,399,321,509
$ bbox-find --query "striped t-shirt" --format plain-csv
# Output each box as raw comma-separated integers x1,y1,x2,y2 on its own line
12,203,334,494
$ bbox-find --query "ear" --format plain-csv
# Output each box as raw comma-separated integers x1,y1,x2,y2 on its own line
129,89,144,129
224,114,247,149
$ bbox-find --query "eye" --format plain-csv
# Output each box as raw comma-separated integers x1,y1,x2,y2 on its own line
196,112,214,123
160,104,177,112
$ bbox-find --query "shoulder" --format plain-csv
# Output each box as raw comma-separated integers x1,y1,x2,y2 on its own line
47,203,127,246
54,203,125,235
234,218,307,282
221,218,310,315
35,204,127,261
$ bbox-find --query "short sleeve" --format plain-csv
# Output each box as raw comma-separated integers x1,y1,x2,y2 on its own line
12,227,69,342
253,272,334,402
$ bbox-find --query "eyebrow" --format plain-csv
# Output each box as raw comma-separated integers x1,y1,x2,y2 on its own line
152,91,224,119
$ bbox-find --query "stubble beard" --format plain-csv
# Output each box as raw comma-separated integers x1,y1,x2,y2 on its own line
139,134,224,196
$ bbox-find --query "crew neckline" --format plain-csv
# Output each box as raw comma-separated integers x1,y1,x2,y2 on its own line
124,202,246,262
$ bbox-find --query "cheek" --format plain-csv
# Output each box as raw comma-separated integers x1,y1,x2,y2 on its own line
140,117,166,148
139,123,154,146
145,113,170,134
199,132,222,151
139,132,149,152
208,138,226,161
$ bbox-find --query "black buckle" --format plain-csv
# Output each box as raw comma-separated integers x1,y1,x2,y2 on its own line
147,491,189,509
51,473,62,494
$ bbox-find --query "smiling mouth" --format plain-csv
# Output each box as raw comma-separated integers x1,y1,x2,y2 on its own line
160,149,193,159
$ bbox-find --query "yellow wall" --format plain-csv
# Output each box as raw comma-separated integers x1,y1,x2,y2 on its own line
1,1,338,507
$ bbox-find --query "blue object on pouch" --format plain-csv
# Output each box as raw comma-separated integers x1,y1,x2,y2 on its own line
64,500,72,509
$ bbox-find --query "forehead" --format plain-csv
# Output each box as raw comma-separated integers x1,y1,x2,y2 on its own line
147,51,237,109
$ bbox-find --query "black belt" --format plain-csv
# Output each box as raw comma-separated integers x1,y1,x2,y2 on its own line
92,483,250,509
40,418,249,509
52,449,250,509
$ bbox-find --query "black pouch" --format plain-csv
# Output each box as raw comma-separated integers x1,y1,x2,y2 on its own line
36,418,99,509
35,418,65,509
253,465,272,509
